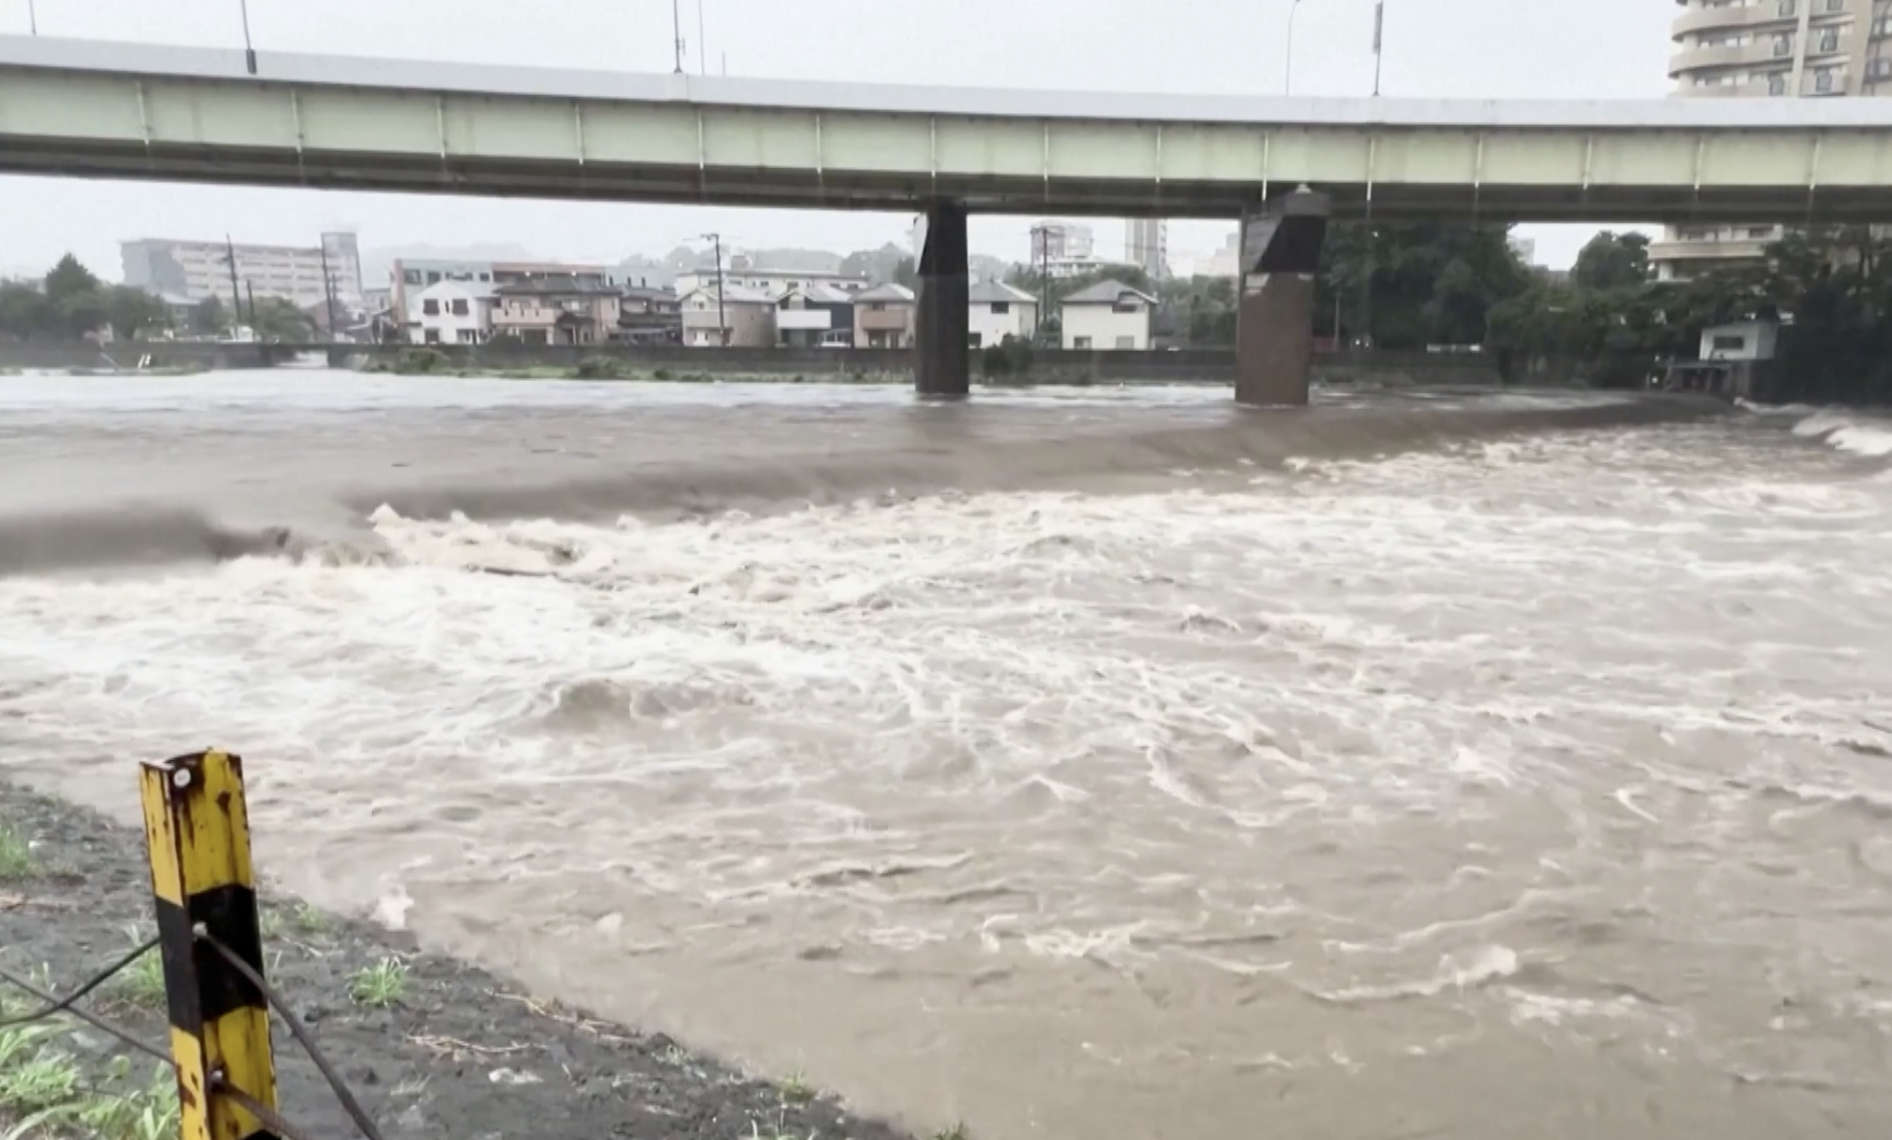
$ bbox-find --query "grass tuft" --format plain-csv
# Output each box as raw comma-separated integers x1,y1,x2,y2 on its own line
0,825,34,880
932,1124,970,1140
777,1069,814,1103
292,902,334,937
348,957,408,1009
106,936,168,1014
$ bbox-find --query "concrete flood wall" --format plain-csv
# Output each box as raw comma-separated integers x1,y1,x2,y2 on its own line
1,341,1507,389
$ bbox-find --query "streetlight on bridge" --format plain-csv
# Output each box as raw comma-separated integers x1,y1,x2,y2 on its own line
1284,0,1305,96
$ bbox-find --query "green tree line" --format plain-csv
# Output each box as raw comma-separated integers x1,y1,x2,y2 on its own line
0,253,316,343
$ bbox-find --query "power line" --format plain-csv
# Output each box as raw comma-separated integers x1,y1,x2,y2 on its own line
0,936,159,1028
0,961,170,1066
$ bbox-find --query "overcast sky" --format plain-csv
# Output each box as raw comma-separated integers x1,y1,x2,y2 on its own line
0,0,1674,280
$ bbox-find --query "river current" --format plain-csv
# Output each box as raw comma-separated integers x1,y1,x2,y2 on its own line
3,371,1891,1139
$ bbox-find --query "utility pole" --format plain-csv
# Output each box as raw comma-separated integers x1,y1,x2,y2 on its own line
238,0,257,75
245,280,257,331
1371,0,1386,97
319,239,338,341
223,235,243,334
27,0,36,35
1284,0,1304,96
697,0,708,76
701,233,727,345
671,0,684,72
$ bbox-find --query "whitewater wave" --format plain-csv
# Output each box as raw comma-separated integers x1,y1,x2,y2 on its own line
1791,410,1892,459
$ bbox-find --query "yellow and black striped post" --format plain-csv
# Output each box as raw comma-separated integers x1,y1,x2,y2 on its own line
139,749,279,1140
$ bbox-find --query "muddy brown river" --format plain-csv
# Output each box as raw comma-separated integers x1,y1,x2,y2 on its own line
3,371,1891,1139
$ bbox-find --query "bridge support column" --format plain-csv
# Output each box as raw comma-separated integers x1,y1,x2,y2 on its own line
915,199,970,399
1235,188,1331,407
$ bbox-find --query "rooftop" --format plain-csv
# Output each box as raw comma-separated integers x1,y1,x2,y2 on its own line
853,283,917,303
968,280,1035,305
1062,279,1158,305
493,275,620,296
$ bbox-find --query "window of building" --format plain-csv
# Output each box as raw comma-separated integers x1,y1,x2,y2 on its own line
1712,334,1746,352
1773,33,1794,57
1115,336,1136,350
1824,0,1844,12
403,270,422,285
1111,301,1141,314
968,332,983,349
1769,72,1789,94
421,299,440,316
1746,226,1774,238
1819,29,1839,53
1816,68,1836,91
991,302,1010,314
1074,336,1093,349
450,299,469,316
871,302,887,312
1870,56,1892,79
426,272,441,284
1777,0,1797,16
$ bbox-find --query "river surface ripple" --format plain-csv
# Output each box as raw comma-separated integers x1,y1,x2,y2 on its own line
3,372,1891,1139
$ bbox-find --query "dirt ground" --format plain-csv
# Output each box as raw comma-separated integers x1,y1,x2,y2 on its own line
0,782,925,1140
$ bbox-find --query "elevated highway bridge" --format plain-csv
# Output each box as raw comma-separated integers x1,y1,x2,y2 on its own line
4,35,1890,402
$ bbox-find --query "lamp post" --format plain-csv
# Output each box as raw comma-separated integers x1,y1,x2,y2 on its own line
27,0,35,35
1284,0,1304,96
1371,0,1386,97
238,0,257,75
671,0,684,72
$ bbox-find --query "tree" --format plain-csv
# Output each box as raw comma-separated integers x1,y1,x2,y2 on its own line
1317,222,1531,349
190,296,230,337
103,286,167,340
892,256,918,290
246,296,313,341
43,254,101,307
1571,231,1652,291
0,281,52,341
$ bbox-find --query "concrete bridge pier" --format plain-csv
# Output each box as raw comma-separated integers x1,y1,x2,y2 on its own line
1235,188,1331,407
915,199,971,398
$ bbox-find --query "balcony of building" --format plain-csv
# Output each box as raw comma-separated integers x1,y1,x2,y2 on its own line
1671,1,1808,41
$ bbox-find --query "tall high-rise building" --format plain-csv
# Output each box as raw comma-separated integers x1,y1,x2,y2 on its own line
121,233,364,309
1125,219,1169,278
1656,0,1892,281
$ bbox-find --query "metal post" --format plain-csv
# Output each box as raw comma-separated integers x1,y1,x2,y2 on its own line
246,280,257,329
1285,0,1304,96
697,0,707,77
1371,0,1385,97
27,0,36,35
139,750,277,1140
671,0,684,73
238,0,257,75
223,236,242,333
319,239,337,341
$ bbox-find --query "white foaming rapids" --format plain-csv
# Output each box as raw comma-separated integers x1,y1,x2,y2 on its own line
4,416,1892,1140
1792,409,1892,458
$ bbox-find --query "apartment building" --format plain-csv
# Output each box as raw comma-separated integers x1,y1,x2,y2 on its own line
673,266,871,298
121,233,363,309
409,281,496,345
1125,219,1169,279
1658,0,1892,280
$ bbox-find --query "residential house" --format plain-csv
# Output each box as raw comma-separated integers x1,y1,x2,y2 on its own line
616,285,682,344
777,282,857,347
679,284,777,347
390,259,609,336
966,280,1037,349
410,280,496,345
1060,280,1157,350
490,276,621,345
851,283,916,348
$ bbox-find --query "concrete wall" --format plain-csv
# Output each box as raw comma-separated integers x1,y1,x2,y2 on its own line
1,340,1509,388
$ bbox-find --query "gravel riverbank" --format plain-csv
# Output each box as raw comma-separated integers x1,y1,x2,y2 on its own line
0,781,926,1140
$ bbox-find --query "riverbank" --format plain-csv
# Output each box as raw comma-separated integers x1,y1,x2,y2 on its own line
0,781,932,1140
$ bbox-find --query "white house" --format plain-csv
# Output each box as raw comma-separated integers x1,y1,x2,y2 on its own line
1059,279,1157,350
1698,320,1778,362
410,280,495,345
967,280,1038,349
